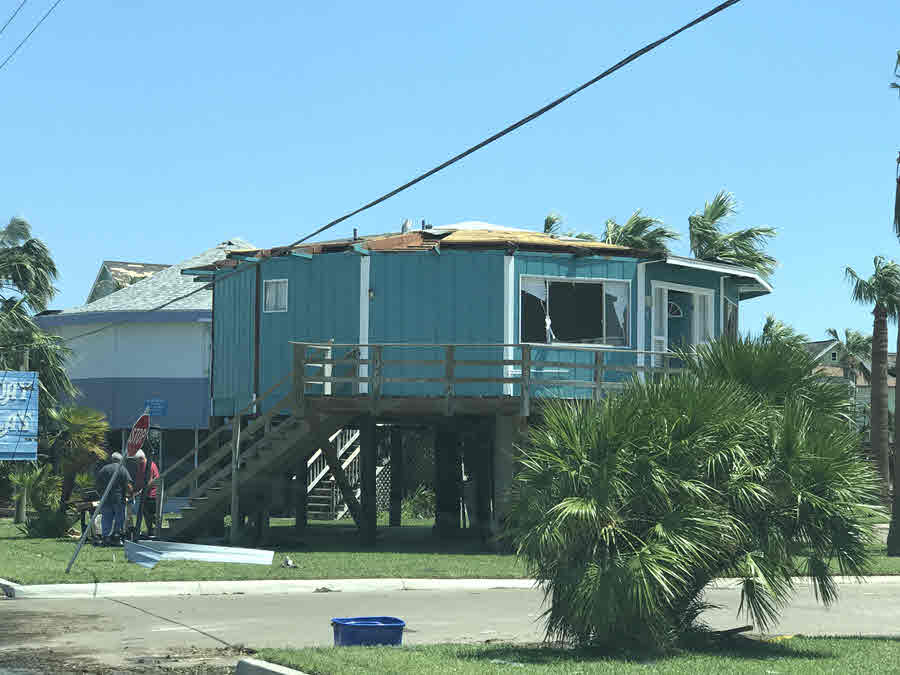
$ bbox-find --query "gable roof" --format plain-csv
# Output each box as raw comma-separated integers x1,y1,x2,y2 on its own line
58,238,254,314
86,260,171,303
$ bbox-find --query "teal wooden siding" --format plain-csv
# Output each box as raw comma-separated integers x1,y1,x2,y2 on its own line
369,250,506,396
212,264,256,416
258,253,360,410
514,253,639,398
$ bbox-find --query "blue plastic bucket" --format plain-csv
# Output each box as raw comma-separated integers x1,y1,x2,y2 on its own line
331,616,405,647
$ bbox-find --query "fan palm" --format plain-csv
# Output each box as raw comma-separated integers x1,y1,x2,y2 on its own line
602,210,679,252
508,337,879,649
45,406,109,513
541,212,598,241
9,462,61,523
0,217,76,418
825,328,872,384
689,191,776,279
761,314,808,348
845,257,900,505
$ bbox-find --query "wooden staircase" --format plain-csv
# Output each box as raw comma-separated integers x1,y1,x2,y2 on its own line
149,386,354,541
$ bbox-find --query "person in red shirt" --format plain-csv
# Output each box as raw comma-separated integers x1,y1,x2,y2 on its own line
133,450,160,535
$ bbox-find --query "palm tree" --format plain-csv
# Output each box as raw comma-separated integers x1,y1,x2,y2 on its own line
541,212,598,241
0,217,76,418
761,314,808,347
845,257,900,503
825,328,872,384
601,210,679,252
689,191,777,279
45,406,109,513
508,337,879,648
891,51,898,231
9,463,61,523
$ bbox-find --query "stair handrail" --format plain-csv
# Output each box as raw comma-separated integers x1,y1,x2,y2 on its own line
306,429,360,493
165,390,294,498
144,372,293,494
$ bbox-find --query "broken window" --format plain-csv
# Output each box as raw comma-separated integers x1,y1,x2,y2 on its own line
520,277,629,346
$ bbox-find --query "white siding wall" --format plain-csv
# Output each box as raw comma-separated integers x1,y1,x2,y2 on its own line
57,321,211,380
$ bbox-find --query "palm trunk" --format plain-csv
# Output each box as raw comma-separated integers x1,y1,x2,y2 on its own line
13,490,27,524
889,328,900,556
58,471,75,514
872,306,890,502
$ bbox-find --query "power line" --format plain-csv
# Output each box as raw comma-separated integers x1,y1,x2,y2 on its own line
0,0,64,74
37,0,742,347
0,0,29,38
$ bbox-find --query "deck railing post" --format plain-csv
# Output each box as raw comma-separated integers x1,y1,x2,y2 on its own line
593,350,604,403
445,345,456,416
293,343,307,415
371,345,383,414
521,344,531,417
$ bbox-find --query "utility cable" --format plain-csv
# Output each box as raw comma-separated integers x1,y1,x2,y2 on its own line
21,0,742,347
0,0,28,38
0,0,64,73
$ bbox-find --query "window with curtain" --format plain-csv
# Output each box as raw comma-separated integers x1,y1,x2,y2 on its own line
519,277,629,346
264,279,289,313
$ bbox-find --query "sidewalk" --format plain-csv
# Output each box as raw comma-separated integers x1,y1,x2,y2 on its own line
4,574,900,600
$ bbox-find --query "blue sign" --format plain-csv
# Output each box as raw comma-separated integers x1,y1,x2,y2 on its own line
0,371,39,461
144,398,168,416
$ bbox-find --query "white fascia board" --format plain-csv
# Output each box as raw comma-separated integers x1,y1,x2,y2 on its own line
665,255,773,294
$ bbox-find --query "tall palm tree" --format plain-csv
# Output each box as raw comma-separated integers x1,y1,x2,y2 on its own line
761,314,808,347
891,51,898,231
825,327,872,384
845,257,900,503
0,217,76,417
601,210,679,252
689,191,777,279
45,406,109,513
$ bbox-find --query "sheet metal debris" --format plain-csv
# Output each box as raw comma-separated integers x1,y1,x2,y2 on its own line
124,540,274,569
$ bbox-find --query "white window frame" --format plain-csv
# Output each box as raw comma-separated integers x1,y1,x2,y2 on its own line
518,274,631,349
650,281,715,357
263,278,289,313
723,297,739,339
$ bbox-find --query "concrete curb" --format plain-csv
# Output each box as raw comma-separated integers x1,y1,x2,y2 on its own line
236,658,309,675
0,576,537,600
3,575,900,600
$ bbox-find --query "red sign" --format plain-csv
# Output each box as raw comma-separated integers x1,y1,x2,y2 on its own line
126,413,150,457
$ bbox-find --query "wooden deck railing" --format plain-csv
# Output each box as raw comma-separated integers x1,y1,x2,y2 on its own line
291,342,682,417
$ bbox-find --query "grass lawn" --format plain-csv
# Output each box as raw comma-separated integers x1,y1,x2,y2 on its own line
0,517,523,585
2,516,898,586
257,637,900,674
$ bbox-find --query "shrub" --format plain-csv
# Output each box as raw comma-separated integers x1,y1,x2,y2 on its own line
18,506,79,538
402,485,436,520
507,337,881,649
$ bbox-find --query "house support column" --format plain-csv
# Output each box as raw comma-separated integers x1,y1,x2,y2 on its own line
475,420,494,543
492,414,523,537
360,416,377,547
434,428,462,538
389,428,403,527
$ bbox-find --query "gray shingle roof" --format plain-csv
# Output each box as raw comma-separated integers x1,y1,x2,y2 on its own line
61,238,254,313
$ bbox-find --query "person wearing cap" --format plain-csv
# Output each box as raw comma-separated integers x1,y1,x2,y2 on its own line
95,453,132,546
133,449,160,535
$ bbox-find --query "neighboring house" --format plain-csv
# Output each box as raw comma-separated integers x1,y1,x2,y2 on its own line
804,338,896,438
186,222,772,415
36,238,253,473
85,260,171,304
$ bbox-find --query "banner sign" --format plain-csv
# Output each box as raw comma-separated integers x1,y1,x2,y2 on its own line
0,371,39,461
126,411,151,457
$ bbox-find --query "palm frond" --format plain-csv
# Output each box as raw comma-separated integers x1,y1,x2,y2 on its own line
603,210,679,252
543,212,562,235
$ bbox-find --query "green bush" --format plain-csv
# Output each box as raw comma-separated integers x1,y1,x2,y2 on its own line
18,507,79,538
402,485,436,520
507,336,881,650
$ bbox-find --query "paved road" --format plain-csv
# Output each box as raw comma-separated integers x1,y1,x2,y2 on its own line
2,580,900,672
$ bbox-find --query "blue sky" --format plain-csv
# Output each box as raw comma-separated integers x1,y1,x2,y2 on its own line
3,1,898,344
